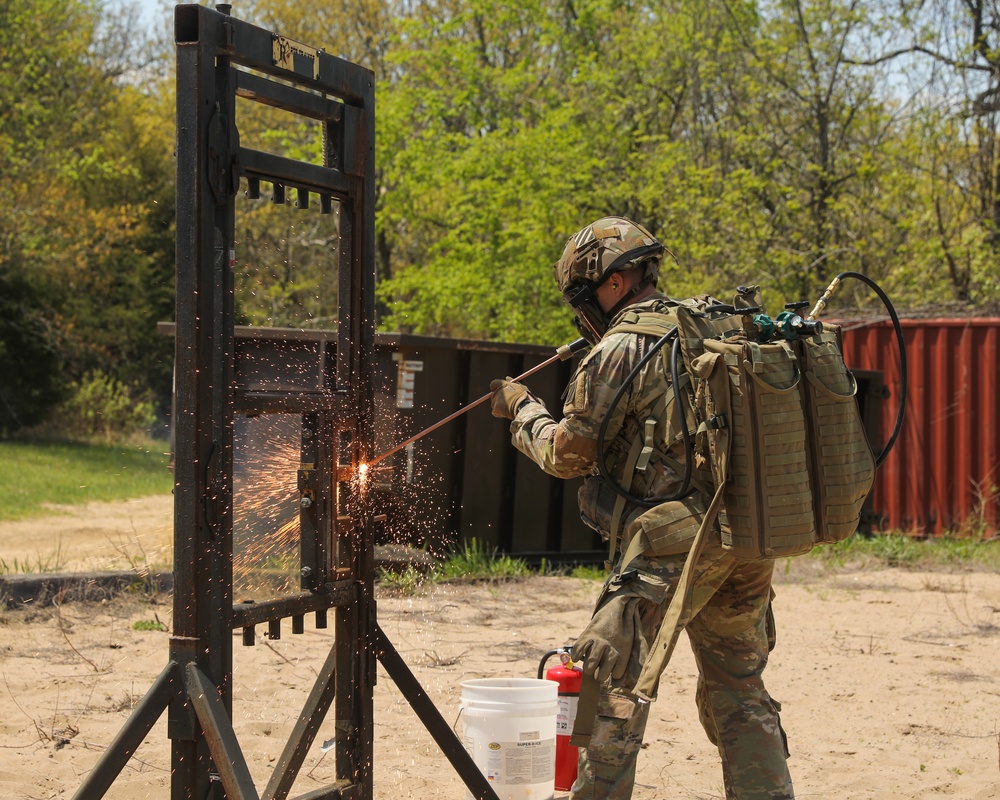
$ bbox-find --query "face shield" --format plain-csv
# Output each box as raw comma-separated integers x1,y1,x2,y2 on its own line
562,245,664,345
563,281,608,345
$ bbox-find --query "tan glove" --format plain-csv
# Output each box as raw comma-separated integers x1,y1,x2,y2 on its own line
571,593,644,684
489,378,535,419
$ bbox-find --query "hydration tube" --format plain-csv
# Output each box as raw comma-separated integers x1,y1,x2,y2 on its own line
808,271,907,468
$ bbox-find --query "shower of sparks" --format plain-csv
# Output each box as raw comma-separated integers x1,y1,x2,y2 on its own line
234,426,302,598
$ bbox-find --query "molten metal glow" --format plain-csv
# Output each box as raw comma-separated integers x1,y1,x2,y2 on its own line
357,462,369,481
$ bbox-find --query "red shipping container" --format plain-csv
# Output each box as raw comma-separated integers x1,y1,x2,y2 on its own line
840,319,1000,536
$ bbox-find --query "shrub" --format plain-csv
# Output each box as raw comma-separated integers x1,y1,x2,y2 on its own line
56,371,156,444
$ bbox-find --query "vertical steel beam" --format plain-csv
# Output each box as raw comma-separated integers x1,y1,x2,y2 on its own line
172,6,237,798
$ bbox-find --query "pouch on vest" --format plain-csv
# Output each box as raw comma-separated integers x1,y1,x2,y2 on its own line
578,475,642,541
800,331,876,543
622,493,709,560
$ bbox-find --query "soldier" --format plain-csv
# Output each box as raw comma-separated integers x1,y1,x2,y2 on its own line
489,217,794,800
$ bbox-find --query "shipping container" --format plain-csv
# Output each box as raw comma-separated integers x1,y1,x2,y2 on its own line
162,316,999,559
840,318,1000,535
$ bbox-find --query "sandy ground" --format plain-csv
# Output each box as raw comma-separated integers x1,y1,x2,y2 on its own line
1,499,999,799
0,495,174,574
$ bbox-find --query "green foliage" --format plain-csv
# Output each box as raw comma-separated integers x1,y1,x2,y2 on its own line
0,0,175,436
568,563,607,582
3,0,1000,460
376,564,429,595
0,269,68,435
376,539,532,595
433,538,532,581
0,548,67,576
55,371,157,444
0,440,172,521
132,619,168,632
234,194,342,328
373,0,980,340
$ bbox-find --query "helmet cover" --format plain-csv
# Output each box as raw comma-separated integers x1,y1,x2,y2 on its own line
554,217,664,343
553,217,663,295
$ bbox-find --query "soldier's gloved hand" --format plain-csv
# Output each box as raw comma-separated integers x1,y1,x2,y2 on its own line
571,594,644,684
489,378,536,419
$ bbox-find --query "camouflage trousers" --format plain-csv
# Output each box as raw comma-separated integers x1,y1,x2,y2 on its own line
570,535,794,800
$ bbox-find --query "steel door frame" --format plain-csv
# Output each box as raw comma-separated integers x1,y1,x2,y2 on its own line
72,6,500,800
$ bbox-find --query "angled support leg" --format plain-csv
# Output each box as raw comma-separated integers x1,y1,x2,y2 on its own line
264,640,341,800
373,623,500,800
186,664,260,800
70,662,179,800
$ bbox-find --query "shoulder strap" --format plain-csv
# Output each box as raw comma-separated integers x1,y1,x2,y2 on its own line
632,481,727,701
605,307,679,339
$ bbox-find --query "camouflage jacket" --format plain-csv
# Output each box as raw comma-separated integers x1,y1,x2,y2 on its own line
510,294,690,537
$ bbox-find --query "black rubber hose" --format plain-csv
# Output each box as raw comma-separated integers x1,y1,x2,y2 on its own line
594,329,695,508
831,271,908,467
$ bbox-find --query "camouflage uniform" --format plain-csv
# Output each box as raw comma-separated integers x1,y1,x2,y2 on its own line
508,294,794,800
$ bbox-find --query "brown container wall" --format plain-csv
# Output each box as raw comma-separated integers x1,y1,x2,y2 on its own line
841,319,1000,535
373,333,599,561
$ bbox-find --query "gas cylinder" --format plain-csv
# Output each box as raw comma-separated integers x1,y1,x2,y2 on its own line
537,648,583,791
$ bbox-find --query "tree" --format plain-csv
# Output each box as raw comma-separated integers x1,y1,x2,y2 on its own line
848,0,1000,306
0,0,176,436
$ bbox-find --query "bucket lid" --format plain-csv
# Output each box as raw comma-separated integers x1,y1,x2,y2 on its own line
460,678,557,706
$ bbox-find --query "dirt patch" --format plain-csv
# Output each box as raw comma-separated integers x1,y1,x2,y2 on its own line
0,495,173,574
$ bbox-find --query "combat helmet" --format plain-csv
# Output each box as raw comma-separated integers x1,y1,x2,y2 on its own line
554,216,664,344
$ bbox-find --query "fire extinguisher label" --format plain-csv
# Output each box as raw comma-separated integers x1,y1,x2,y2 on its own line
557,695,579,735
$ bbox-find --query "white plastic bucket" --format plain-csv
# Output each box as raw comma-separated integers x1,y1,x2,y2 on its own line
460,678,558,800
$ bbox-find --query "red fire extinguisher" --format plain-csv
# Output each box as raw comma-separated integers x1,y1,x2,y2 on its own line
538,647,583,791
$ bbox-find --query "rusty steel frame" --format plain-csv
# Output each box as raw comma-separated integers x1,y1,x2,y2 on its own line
71,5,499,800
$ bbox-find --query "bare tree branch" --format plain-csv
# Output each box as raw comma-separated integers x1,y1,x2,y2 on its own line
844,44,992,71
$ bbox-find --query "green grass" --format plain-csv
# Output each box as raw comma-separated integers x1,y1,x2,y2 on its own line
0,439,173,521
379,531,1000,596
0,549,67,575
807,532,1000,571
377,539,532,593
432,538,532,582
132,619,168,632
566,563,607,581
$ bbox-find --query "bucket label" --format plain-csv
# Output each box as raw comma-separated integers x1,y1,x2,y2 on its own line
556,696,579,735
485,739,555,785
